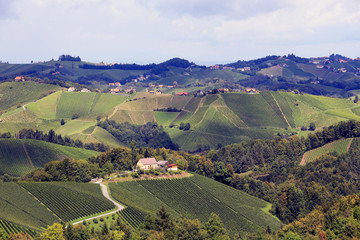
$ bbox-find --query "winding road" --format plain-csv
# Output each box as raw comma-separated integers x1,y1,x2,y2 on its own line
72,182,124,225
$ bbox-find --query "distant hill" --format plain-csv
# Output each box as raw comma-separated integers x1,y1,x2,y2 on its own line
2,82,360,151
1,54,360,97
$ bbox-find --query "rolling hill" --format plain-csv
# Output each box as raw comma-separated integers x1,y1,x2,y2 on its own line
109,174,281,235
0,139,99,177
3,80,360,151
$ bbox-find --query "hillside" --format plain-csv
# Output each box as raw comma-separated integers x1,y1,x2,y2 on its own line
1,54,360,98
0,182,114,231
2,81,360,151
0,139,99,177
300,138,353,165
109,174,281,235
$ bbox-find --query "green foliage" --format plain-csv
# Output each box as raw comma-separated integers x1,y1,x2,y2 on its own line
19,182,115,222
97,120,179,150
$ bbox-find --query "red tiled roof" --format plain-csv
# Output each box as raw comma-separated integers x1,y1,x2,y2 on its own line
167,164,178,167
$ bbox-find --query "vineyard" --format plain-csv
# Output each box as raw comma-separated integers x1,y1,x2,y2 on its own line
117,207,147,229
0,183,59,230
19,183,115,222
109,174,281,234
0,139,98,177
301,138,353,165
0,219,38,238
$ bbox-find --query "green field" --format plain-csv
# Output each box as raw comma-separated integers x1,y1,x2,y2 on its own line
19,182,115,222
0,183,59,230
109,174,281,235
0,81,59,111
0,218,38,238
301,138,353,165
0,139,98,177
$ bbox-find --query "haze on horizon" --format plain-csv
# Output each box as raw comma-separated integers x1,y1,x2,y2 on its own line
0,0,360,65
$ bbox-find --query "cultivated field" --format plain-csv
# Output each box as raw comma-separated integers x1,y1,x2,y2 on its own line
300,138,353,165
19,182,115,222
0,139,98,177
109,174,281,235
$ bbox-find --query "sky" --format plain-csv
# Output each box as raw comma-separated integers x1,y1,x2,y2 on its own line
1,0,360,65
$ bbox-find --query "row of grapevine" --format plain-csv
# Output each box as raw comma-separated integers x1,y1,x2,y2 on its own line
117,207,147,229
0,219,38,238
303,138,352,164
137,178,260,233
19,183,115,222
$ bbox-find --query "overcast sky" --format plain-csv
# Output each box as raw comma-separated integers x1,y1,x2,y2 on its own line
1,0,360,65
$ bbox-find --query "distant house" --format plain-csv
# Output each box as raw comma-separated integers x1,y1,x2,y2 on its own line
81,88,91,92
68,87,75,92
158,84,164,88
222,66,234,70
14,76,24,82
0,119,3,123
167,164,178,171
245,88,257,94
149,90,155,94
109,83,115,86
125,89,136,94
155,90,162,95
167,86,174,88
137,158,159,170
111,88,120,93
219,88,229,93
115,82,121,86
176,92,188,96
210,65,220,70
196,90,205,97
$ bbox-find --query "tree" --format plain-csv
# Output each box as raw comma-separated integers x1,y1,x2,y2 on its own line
309,122,316,131
354,95,359,103
72,113,80,120
39,223,65,240
184,123,191,131
203,213,229,240
101,222,109,236
8,232,32,240
60,119,66,125
0,228,7,240
179,123,185,130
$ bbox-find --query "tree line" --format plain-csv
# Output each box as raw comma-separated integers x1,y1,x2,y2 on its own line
15,128,109,152
97,120,179,150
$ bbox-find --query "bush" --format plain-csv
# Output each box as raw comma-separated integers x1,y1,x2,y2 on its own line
93,219,98,224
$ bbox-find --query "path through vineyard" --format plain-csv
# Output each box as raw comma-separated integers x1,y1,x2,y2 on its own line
72,182,124,225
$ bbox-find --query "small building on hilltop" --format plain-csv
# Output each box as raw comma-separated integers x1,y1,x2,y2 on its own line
137,158,159,170
167,164,178,171
81,88,91,92
176,92,188,96
68,87,75,92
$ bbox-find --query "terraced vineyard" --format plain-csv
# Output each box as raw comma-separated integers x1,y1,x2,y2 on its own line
0,139,98,177
117,207,147,229
109,174,281,235
301,138,353,165
19,182,115,222
0,183,59,230
0,219,38,238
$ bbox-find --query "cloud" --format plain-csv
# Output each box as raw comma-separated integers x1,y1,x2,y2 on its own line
0,0,17,20
136,0,287,20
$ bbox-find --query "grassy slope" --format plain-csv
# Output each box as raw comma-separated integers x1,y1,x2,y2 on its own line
301,138,353,165
0,183,59,230
0,139,98,177
109,174,281,235
0,81,59,111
